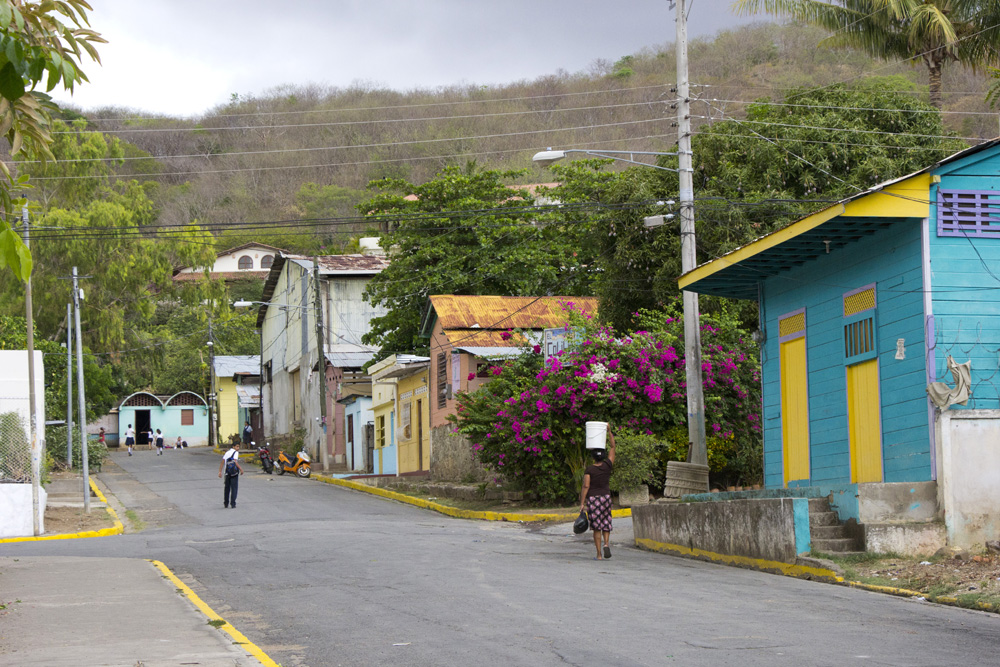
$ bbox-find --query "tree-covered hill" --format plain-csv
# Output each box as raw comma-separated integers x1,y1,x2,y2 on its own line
36,21,996,248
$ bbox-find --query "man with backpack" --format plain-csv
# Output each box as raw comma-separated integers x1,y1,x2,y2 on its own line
218,443,244,508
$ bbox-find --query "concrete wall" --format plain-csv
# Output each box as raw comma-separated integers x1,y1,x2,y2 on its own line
632,498,811,564
430,424,490,483
0,484,45,538
0,349,45,440
176,245,276,273
937,410,1000,549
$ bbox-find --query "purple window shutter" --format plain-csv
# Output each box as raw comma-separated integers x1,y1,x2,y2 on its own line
938,190,1000,238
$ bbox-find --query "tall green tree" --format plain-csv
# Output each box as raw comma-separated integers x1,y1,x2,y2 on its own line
358,164,598,355
554,80,967,332
0,0,104,282
0,182,218,352
734,0,1000,107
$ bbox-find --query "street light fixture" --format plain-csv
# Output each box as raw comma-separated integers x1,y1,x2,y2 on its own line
535,145,708,472
533,148,679,171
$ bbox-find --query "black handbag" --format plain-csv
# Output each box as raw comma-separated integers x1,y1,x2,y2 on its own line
573,510,589,534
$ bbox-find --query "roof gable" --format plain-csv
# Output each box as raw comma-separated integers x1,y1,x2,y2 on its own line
421,295,597,337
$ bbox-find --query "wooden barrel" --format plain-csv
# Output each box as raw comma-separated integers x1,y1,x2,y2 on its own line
663,461,710,498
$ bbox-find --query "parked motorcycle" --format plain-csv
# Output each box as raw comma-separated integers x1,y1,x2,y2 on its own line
256,442,274,474
276,449,312,478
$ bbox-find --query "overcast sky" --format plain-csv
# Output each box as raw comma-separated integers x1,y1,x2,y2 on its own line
54,1,760,118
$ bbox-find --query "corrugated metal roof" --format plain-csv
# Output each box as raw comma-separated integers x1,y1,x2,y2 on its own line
213,356,260,377
287,254,389,274
235,385,260,408
454,346,526,358
679,138,1000,300
325,351,377,368
427,295,598,332
442,329,542,348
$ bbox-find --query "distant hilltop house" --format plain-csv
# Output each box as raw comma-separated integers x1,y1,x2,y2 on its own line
173,243,287,283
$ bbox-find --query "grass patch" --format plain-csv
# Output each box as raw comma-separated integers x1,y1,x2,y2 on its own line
207,619,226,628
125,509,145,531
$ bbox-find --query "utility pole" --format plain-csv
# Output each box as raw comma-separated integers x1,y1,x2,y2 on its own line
66,303,73,467
313,257,329,471
676,0,708,474
72,267,90,513
208,318,216,450
22,207,40,535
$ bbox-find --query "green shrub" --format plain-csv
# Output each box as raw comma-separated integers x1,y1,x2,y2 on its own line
609,430,660,492
45,424,108,472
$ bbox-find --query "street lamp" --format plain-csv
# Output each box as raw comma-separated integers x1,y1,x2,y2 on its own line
533,148,679,170
534,146,708,472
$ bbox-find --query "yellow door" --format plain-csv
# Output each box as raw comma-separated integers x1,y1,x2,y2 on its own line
780,336,810,485
847,359,883,483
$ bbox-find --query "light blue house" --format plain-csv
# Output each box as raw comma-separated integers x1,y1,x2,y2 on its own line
680,139,1000,551
338,391,374,473
117,391,209,447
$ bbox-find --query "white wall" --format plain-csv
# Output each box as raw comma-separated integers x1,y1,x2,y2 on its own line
0,485,45,537
937,410,1000,549
176,245,276,274
0,349,46,439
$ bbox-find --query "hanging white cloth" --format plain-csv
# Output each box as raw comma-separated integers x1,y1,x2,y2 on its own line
926,355,972,410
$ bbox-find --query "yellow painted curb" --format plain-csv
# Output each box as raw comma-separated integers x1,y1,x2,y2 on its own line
312,474,632,523
635,537,844,582
149,560,279,667
0,478,124,544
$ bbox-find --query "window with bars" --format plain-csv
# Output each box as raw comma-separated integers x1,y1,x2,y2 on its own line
937,189,1000,238
843,286,877,365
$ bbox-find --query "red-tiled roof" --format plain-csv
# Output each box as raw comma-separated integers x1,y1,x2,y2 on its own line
172,271,269,282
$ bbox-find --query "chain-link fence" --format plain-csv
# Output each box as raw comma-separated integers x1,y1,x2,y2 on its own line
0,403,32,483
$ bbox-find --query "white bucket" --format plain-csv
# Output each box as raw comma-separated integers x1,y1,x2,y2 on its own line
585,421,608,450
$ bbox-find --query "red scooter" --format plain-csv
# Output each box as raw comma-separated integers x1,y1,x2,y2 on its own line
256,442,274,474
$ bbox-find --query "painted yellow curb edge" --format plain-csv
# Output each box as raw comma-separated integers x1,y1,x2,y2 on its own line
0,478,124,544
636,537,1000,614
635,537,844,582
312,474,632,522
149,559,279,667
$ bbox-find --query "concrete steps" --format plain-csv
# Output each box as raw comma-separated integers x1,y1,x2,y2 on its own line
809,497,864,553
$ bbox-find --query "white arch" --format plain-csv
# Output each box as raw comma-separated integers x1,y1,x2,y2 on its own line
164,391,208,407
119,391,164,408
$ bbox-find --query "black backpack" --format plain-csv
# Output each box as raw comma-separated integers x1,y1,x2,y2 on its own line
225,454,239,476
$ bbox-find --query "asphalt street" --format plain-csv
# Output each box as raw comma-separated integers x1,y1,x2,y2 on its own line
3,448,998,666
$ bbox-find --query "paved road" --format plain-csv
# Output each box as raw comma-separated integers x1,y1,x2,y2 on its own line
3,448,998,666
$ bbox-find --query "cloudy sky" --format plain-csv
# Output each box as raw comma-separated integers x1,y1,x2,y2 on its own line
54,1,761,118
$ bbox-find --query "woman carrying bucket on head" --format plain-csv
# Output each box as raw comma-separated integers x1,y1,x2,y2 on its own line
579,421,616,560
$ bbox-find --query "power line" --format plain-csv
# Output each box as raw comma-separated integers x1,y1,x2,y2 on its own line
81,83,675,123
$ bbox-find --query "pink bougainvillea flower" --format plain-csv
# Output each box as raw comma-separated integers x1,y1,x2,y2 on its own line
500,330,513,341
468,372,476,381
490,366,503,376
533,344,542,354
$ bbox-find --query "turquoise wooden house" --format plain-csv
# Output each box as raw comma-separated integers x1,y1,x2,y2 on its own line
680,139,1000,552
117,391,209,448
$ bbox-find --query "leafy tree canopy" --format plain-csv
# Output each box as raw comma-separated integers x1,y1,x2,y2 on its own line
734,0,1000,107
0,0,105,282
558,80,967,331
358,163,598,355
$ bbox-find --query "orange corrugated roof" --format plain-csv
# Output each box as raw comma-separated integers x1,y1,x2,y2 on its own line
441,330,533,347
429,295,597,331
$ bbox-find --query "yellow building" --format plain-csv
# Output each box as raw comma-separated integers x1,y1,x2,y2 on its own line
213,356,261,445
369,354,430,475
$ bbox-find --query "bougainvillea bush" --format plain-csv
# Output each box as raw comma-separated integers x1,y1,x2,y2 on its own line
450,303,761,503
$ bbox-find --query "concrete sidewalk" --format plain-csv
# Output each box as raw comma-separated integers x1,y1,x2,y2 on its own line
0,556,266,666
